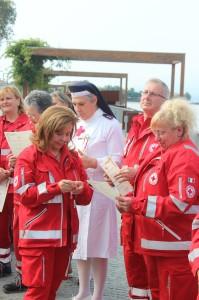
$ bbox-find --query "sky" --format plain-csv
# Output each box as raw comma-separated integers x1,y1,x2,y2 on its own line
0,0,199,101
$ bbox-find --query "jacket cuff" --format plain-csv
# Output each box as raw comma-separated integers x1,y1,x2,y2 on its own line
131,197,145,214
47,183,61,195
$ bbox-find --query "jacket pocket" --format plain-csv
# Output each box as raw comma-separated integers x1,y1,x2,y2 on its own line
20,249,45,287
155,219,181,240
24,208,47,228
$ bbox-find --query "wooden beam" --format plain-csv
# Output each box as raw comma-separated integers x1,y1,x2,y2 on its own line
180,55,185,96
29,47,185,96
171,64,175,97
44,69,128,79
30,47,185,65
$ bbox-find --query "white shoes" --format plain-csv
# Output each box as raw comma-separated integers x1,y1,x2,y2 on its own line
72,296,91,300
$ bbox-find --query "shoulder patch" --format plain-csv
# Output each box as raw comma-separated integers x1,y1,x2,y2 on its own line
103,113,113,120
186,185,196,198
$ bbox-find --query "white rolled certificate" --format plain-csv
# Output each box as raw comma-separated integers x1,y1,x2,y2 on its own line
101,156,133,196
88,180,120,202
5,130,32,156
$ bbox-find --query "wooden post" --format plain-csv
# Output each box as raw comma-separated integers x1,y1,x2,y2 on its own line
23,81,30,97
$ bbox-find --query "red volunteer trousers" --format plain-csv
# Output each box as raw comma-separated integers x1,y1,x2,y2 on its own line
122,214,149,299
20,246,70,300
144,254,198,300
13,205,22,273
0,193,13,263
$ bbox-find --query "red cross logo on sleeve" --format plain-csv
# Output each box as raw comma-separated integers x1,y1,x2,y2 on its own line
186,185,196,198
75,126,85,137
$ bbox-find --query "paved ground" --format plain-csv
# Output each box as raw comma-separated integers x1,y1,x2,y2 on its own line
0,214,129,300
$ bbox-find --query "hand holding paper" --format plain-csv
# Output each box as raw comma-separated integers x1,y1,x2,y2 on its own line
115,164,139,182
88,180,120,202
0,168,10,182
101,157,133,196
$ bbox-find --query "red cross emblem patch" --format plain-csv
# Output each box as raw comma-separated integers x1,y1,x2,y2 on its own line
149,143,158,152
149,172,158,185
186,185,196,198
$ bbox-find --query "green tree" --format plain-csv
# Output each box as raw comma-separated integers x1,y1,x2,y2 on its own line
184,92,191,101
128,87,141,102
102,85,120,91
0,0,16,44
5,38,70,95
5,38,51,94
174,92,192,101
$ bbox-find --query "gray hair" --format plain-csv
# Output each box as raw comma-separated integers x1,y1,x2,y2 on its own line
51,91,73,109
146,78,170,99
24,90,52,114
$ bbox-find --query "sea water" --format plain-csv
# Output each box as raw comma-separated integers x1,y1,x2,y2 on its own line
127,101,199,130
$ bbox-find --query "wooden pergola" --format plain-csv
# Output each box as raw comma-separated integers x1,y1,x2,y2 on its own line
30,47,186,98
44,69,128,106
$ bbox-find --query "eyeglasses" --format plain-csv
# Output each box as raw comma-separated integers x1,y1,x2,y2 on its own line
0,96,16,102
141,90,166,99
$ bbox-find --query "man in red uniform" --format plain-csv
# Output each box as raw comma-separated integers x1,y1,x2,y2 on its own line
118,78,169,299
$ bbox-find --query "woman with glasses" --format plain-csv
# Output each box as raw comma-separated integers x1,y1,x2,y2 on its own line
0,86,31,277
116,78,169,299
117,98,199,300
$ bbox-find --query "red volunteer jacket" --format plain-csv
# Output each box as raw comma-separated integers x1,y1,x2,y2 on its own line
121,113,159,247
189,213,199,275
14,144,93,250
131,139,199,257
0,113,31,193
123,114,159,169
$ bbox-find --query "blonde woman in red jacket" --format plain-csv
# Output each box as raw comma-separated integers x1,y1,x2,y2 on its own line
0,86,31,277
119,79,169,299
117,98,199,300
14,106,93,300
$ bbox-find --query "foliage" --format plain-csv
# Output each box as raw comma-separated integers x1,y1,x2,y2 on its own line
5,38,70,91
0,0,16,44
5,39,49,88
102,85,120,91
174,92,192,101
128,87,141,101
184,92,191,100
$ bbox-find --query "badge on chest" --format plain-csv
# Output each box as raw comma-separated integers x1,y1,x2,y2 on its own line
149,172,158,185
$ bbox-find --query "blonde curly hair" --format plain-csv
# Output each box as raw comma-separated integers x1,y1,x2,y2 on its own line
151,98,196,137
